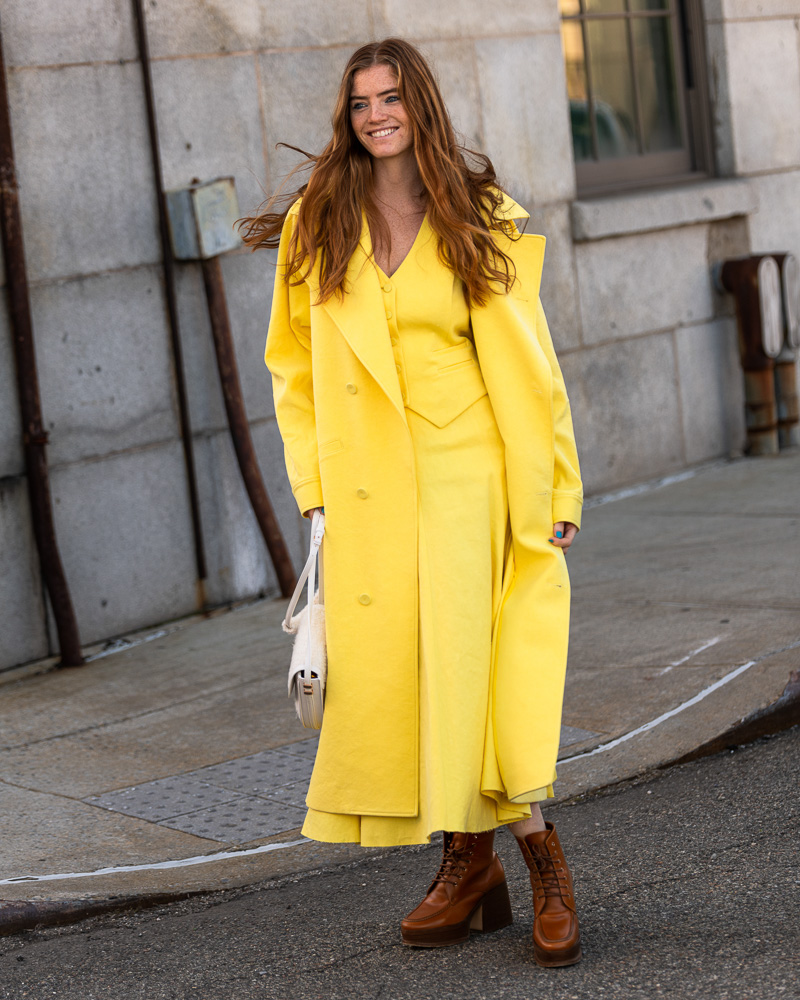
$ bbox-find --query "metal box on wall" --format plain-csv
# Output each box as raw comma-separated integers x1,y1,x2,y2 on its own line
165,177,242,261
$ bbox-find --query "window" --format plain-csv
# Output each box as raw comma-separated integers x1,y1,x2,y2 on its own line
559,0,713,195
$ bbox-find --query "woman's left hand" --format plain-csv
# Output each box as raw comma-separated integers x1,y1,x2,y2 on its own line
549,521,579,552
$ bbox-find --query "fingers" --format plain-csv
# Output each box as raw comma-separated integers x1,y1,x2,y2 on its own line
549,521,579,552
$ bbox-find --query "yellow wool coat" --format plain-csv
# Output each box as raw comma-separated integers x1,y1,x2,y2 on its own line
265,193,582,819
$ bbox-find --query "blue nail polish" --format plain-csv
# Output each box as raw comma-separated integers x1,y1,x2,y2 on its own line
548,538,554,544
556,530,563,538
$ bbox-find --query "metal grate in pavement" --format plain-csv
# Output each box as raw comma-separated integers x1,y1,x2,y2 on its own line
85,776,246,823
260,779,311,810
84,730,601,844
182,747,314,795
158,797,307,843
275,737,320,760
83,737,320,845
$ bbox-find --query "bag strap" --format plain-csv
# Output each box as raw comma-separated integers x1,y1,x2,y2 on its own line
282,510,325,633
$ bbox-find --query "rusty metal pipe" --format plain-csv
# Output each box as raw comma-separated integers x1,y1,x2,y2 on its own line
718,256,780,456
774,358,800,448
0,26,83,666
131,0,208,587
772,253,800,449
200,256,296,597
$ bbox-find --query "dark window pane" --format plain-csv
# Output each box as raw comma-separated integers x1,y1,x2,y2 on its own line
561,20,594,162
585,0,627,12
586,18,638,158
629,0,669,10
633,16,683,152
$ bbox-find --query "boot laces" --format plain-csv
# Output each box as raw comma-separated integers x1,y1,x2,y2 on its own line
433,841,474,887
530,844,569,898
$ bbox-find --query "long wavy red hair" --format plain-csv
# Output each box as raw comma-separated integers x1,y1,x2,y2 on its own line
238,38,518,306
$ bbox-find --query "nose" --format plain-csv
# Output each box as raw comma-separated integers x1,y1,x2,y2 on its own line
367,100,388,123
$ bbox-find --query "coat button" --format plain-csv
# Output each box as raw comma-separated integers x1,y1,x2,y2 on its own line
386,309,393,320
383,282,392,293
358,593,371,605
356,488,368,499
346,382,357,394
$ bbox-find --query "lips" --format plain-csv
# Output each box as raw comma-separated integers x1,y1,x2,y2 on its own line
368,126,399,138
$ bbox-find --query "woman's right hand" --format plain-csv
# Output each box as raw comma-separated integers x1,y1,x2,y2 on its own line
306,507,324,520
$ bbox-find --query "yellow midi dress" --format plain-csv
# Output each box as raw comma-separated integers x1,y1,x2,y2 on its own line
302,217,555,847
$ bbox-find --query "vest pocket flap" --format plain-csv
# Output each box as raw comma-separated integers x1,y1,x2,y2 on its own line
404,361,488,428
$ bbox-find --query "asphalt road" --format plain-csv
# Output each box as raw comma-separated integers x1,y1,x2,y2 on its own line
2,726,798,1000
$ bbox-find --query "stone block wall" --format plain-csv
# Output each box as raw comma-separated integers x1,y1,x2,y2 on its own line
1,0,798,670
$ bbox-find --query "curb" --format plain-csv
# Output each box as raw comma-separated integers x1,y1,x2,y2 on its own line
668,670,800,766
0,891,203,938
3,675,798,939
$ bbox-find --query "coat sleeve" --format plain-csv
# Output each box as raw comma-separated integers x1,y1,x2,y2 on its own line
264,208,324,517
535,297,583,530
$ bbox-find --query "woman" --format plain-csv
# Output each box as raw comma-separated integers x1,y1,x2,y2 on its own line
242,38,583,967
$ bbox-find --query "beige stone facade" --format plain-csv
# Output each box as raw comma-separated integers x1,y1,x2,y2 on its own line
1,1,798,668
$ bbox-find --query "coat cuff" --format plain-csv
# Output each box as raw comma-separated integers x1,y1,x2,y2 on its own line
293,477,324,518
552,492,583,531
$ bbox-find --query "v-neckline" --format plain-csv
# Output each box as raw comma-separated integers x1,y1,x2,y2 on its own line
371,213,428,281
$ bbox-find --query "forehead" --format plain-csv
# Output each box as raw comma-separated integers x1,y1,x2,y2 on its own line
350,63,398,97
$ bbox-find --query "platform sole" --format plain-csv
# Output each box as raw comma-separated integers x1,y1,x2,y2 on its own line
533,941,583,967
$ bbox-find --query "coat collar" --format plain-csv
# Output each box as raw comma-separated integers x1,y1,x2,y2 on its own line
306,195,543,420
494,191,530,222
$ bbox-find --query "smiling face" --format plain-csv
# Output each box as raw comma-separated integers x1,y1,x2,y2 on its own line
349,63,414,162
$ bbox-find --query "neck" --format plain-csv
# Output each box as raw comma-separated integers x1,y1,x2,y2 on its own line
371,151,424,205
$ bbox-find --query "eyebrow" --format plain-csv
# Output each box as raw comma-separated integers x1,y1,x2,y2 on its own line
350,88,398,101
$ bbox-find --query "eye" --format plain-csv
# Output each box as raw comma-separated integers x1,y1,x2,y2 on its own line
350,101,367,112
385,94,400,104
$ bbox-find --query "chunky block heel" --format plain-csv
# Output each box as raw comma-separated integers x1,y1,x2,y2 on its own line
401,830,513,948
469,879,513,934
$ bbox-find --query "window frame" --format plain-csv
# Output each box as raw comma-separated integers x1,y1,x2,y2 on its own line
560,0,714,197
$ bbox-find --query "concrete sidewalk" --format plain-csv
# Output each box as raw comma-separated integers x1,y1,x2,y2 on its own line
1,453,798,929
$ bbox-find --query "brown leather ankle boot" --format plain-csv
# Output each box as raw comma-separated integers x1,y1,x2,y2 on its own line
401,830,513,947
515,822,582,967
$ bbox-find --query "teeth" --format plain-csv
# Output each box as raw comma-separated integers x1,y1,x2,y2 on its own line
370,127,397,138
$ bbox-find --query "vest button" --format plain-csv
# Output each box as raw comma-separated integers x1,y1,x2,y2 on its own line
346,382,357,394
358,593,372,605
383,282,392,293
356,488,368,499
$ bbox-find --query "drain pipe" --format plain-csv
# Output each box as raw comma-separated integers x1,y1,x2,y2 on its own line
200,254,297,597
164,176,297,597
131,0,208,595
773,253,800,449
0,23,83,666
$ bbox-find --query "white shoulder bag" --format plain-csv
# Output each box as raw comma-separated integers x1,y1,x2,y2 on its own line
282,509,326,729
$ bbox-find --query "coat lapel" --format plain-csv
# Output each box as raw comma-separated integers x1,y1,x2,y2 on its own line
310,218,406,420
307,197,544,419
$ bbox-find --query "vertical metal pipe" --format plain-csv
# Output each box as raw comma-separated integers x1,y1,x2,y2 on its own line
200,257,297,597
0,23,84,666
130,0,208,588
774,358,799,448
718,256,780,456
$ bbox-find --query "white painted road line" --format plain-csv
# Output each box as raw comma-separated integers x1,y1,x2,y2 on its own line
658,635,722,674
0,839,309,885
562,636,800,765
